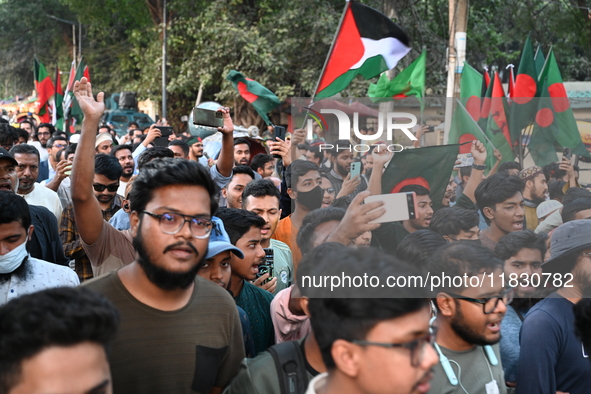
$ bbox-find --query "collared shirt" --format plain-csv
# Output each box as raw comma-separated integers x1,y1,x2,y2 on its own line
59,195,123,282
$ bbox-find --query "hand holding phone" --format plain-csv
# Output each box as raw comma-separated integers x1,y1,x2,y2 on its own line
192,107,224,128
364,192,418,224
350,162,361,179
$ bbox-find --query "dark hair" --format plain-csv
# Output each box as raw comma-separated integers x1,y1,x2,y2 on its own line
234,137,251,148
129,158,218,215
227,166,255,186
399,184,430,196
459,166,472,179
128,121,139,128
297,207,346,254
168,139,190,157
94,153,123,181
242,179,280,209
548,180,567,201
499,161,522,173
47,135,67,148
0,124,19,147
330,140,353,158
36,123,56,136
9,144,40,163
110,144,133,158
215,207,265,245
285,160,319,190
543,162,564,181
307,145,323,163
474,173,524,224
296,143,310,151
330,195,353,210
98,124,111,132
307,247,429,369
65,143,77,158
495,230,547,261
19,120,35,134
562,198,591,223
428,242,504,294
396,229,447,272
0,191,31,230
563,187,591,205
250,153,274,173
0,287,119,393
16,128,29,143
296,242,346,285
430,207,480,238
137,146,174,170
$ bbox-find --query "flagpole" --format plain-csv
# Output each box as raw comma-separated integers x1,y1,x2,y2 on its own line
300,0,351,130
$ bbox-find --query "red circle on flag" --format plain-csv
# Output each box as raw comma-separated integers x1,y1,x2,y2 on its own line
466,97,481,121
512,74,536,104
390,177,430,194
548,83,569,112
535,108,554,128
237,81,258,103
458,134,477,153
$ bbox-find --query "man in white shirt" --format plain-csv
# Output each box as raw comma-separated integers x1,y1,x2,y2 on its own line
29,122,54,162
10,144,63,220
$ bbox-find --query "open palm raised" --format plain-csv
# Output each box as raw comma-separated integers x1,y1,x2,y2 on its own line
73,77,105,120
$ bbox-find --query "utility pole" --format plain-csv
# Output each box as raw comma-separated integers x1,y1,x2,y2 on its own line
161,0,167,120
443,0,468,144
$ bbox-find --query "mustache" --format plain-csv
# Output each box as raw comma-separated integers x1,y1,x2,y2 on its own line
163,241,199,255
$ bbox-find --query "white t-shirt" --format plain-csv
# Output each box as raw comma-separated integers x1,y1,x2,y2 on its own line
30,141,49,162
19,183,63,220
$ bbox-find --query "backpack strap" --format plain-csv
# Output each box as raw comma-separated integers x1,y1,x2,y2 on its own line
268,341,310,394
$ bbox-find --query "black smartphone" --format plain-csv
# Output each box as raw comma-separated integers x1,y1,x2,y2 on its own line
563,147,572,161
257,248,274,285
272,126,286,159
193,107,224,128
153,126,173,147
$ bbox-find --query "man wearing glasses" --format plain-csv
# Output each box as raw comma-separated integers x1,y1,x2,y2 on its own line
30,122,54,162
75,78,244,393
428,242,510,394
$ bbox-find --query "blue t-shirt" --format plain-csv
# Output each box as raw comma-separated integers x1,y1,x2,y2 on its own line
516,293,591,394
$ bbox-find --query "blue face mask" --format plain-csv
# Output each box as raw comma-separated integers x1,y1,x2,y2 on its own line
0,238,28,274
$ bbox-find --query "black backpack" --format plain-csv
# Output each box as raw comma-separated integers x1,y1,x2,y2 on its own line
268,341,310,394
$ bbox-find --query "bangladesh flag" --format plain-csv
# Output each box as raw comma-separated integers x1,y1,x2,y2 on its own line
315,1,410,99
52,67,64,129
34,59,55,123
537,48,590,158
478,74,493,131
226,70,280,125
508,36,538,143
485,72,514,163
459,62,483,121
534,45,545,79
381,144,459,211
368,50,426,107
529,80,559,166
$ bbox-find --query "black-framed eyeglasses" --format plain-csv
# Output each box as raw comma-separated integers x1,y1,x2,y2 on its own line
445,288,513,314
93,183,119,192
142,211,212,239
352,329,436,367
322,187,335,195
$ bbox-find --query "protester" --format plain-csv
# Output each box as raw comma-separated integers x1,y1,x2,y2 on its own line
548,179,566,202
535,187,591,234
519,166,548,230
430,206,480,242
395,229,446,272
325,140,367,198
168,139,190,159
305,145,322,166
110,144,135,196
0,123,19,152
30,123,54,161
574,289,591,365
320,174,336,208
234,137,252,166
136,146,174,170
499,161,521,176
221,166,256,209
94,133,113,154
536,199,562,223
188,136,205,161
37,135,68,182
251,153,275,178
441,176,457,207
0,287,119,393
561,197,591,222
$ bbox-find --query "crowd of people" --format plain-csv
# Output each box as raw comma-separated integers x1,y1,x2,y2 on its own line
1,77,591,394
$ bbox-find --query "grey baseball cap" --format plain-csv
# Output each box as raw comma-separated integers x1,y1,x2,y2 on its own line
206,217,244,260
543,219,591,273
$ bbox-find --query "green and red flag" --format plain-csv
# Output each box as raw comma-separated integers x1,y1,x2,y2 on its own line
508,36,538,143
506,64,515,99
368,50,426,107
226,70,280,125
537,48,590,158
34,59,55,123
534,45,545,79
52,67,64,128
459,62,483,121
478,74,493,131
69,60,87,125
61,60,76,131
529,79,559,166
315,1,410,99
381,144,459,210
485,72,514,163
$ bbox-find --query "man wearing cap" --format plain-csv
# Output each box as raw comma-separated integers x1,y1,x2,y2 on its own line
516,220,591,394
536,199,563,224
519,166,548,231
95,132,113,154
188,136,205,162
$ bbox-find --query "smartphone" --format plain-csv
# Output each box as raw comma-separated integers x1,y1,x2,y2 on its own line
350,162,361,179
271,126,286,159
364,192,418,224
153,126,173,147
257,248,274,285
563,147,572,161
192,107,224,128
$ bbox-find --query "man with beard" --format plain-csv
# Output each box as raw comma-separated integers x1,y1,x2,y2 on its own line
0,192,78,305
188,136,205,162
516,220,591,394
30,123,54,162
325,140,367,199
519,166,548,230
168,139,190,159
495,230,547,389
221,166,255,209
428,242,510,394
475,173,525,251
242,179,293,294
75,78,244,392
216,208,275,356
10,144,62,220
441,176,457,207
110,144,135,196
234,137,252,166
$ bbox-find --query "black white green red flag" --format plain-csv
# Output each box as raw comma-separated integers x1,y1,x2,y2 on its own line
315,1,410,99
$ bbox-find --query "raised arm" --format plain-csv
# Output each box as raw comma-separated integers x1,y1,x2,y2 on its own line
462,140,487,203
367,144,393,196
215,107,235,177
70,77,105,245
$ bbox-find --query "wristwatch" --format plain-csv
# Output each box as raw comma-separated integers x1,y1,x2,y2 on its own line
472,163,487,170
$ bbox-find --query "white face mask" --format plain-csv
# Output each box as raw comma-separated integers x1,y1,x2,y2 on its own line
0,238,28,274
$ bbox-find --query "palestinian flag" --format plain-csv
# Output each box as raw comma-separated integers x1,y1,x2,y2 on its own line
534,45,545,79
508,36,538,143
537,48,590,158
315,1,410,99
34,59,55,123
52,67,64,128
381,144,459,211
459,62,483,121
368,50,426,107
529,79,559,166
226,70,280,125
484,72,514,163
